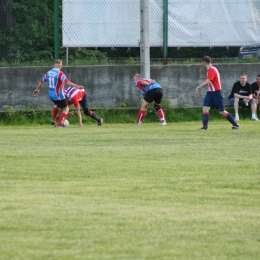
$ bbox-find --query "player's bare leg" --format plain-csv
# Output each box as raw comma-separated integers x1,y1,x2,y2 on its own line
137,100,150,125
56,106,69,127
154,102,166,125
251,99,259,120
233,97,240,120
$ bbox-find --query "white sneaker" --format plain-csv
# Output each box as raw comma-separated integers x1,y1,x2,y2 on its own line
136,122,142,126
252,116,259,121
161,120,167,126
235,116,239,121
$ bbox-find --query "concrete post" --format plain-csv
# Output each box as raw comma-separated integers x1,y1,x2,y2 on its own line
163,0,168,65
54,0,59,60
66,47,69,65
140,0,150,78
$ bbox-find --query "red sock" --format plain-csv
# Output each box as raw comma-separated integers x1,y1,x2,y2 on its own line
52,107,59,121
57,112,67,126
137,110,146,124
156,108,165,122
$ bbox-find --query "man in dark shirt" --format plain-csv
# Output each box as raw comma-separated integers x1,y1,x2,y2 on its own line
228,73,258,121
251,75,260,106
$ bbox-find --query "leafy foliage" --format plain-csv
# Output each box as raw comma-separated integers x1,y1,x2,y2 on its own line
0,0,53,63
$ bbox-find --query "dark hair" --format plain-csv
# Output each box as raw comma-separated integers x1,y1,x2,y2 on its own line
257,74,260,78
202,56,211,64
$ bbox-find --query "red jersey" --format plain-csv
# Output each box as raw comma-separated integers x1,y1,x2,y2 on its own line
206,66,221,92
65,87,85,107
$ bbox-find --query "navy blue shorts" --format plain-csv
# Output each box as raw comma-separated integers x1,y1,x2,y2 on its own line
79,93,89,109
203,90,225,111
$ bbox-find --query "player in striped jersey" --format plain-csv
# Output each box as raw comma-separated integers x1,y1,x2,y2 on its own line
52,87,103,127
33,60,84,127
133,74,166,125
195,56,239,130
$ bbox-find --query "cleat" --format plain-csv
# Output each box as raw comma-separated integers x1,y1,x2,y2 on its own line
98,118,103,126
252,117,259,121
161,120,167,126
232,123,239,130
136,122,142,126
55,126,64,128
234,116,239,121
51,120,56,125
199,127,208,130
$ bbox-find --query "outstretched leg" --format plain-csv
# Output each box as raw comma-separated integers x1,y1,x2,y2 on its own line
80,94,103,126
219,110,239,129
56,106,69,127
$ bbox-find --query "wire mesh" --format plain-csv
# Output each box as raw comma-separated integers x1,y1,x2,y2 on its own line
0,0,260,66
0,0,53,66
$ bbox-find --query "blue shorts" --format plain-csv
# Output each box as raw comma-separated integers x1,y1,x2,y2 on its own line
229,98,253,106
203,90,225,111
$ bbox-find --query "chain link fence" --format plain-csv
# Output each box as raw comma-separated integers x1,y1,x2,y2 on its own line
0,0,54,66
0,0,260,66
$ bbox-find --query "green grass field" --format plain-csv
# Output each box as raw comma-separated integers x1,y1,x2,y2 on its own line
0,122,260,260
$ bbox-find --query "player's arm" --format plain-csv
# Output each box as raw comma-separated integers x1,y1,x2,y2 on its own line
33,81,44,96
195,79,211,96
234,93,252,100
67,80,84,89
140,80,155,86
75,105,83,127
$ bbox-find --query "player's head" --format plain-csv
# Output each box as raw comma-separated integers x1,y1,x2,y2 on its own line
202,56,212,68
257,74,260,85
239,73,247,86
133,73,141,82
54,59,62,69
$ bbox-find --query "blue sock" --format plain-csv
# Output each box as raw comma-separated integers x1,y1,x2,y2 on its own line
89,111,100,121
225,113,237,126
202,112,209,129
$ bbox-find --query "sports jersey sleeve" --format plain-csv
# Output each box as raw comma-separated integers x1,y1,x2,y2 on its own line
40,73,48,83
233,83,240,94
251,83,258,94
59,72,69,84
248,84,252,95
206,68,215,81
135,80,142,89
228,83,237,99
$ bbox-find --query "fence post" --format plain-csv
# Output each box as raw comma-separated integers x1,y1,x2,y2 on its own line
140,0,150,78
163,0,168,65
66,47,69,65
54,0,59,60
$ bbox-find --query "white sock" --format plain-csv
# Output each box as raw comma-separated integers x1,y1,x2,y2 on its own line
235,113,239,117
252,113,256,118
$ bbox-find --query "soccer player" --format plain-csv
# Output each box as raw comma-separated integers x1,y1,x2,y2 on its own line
63,86,103,127
228,73,258,121
195,56,239,130
33,60,84,127
133,74,166,125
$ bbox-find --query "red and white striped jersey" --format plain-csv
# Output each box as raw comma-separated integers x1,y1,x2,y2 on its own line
65,87,85,107
206,66,221,92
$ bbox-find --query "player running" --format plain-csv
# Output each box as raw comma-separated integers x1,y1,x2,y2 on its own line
61,86,102,127
195,56,239,130
133,74,166,125
33,60,84,127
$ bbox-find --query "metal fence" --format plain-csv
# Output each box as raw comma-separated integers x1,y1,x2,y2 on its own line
0,0,260,66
